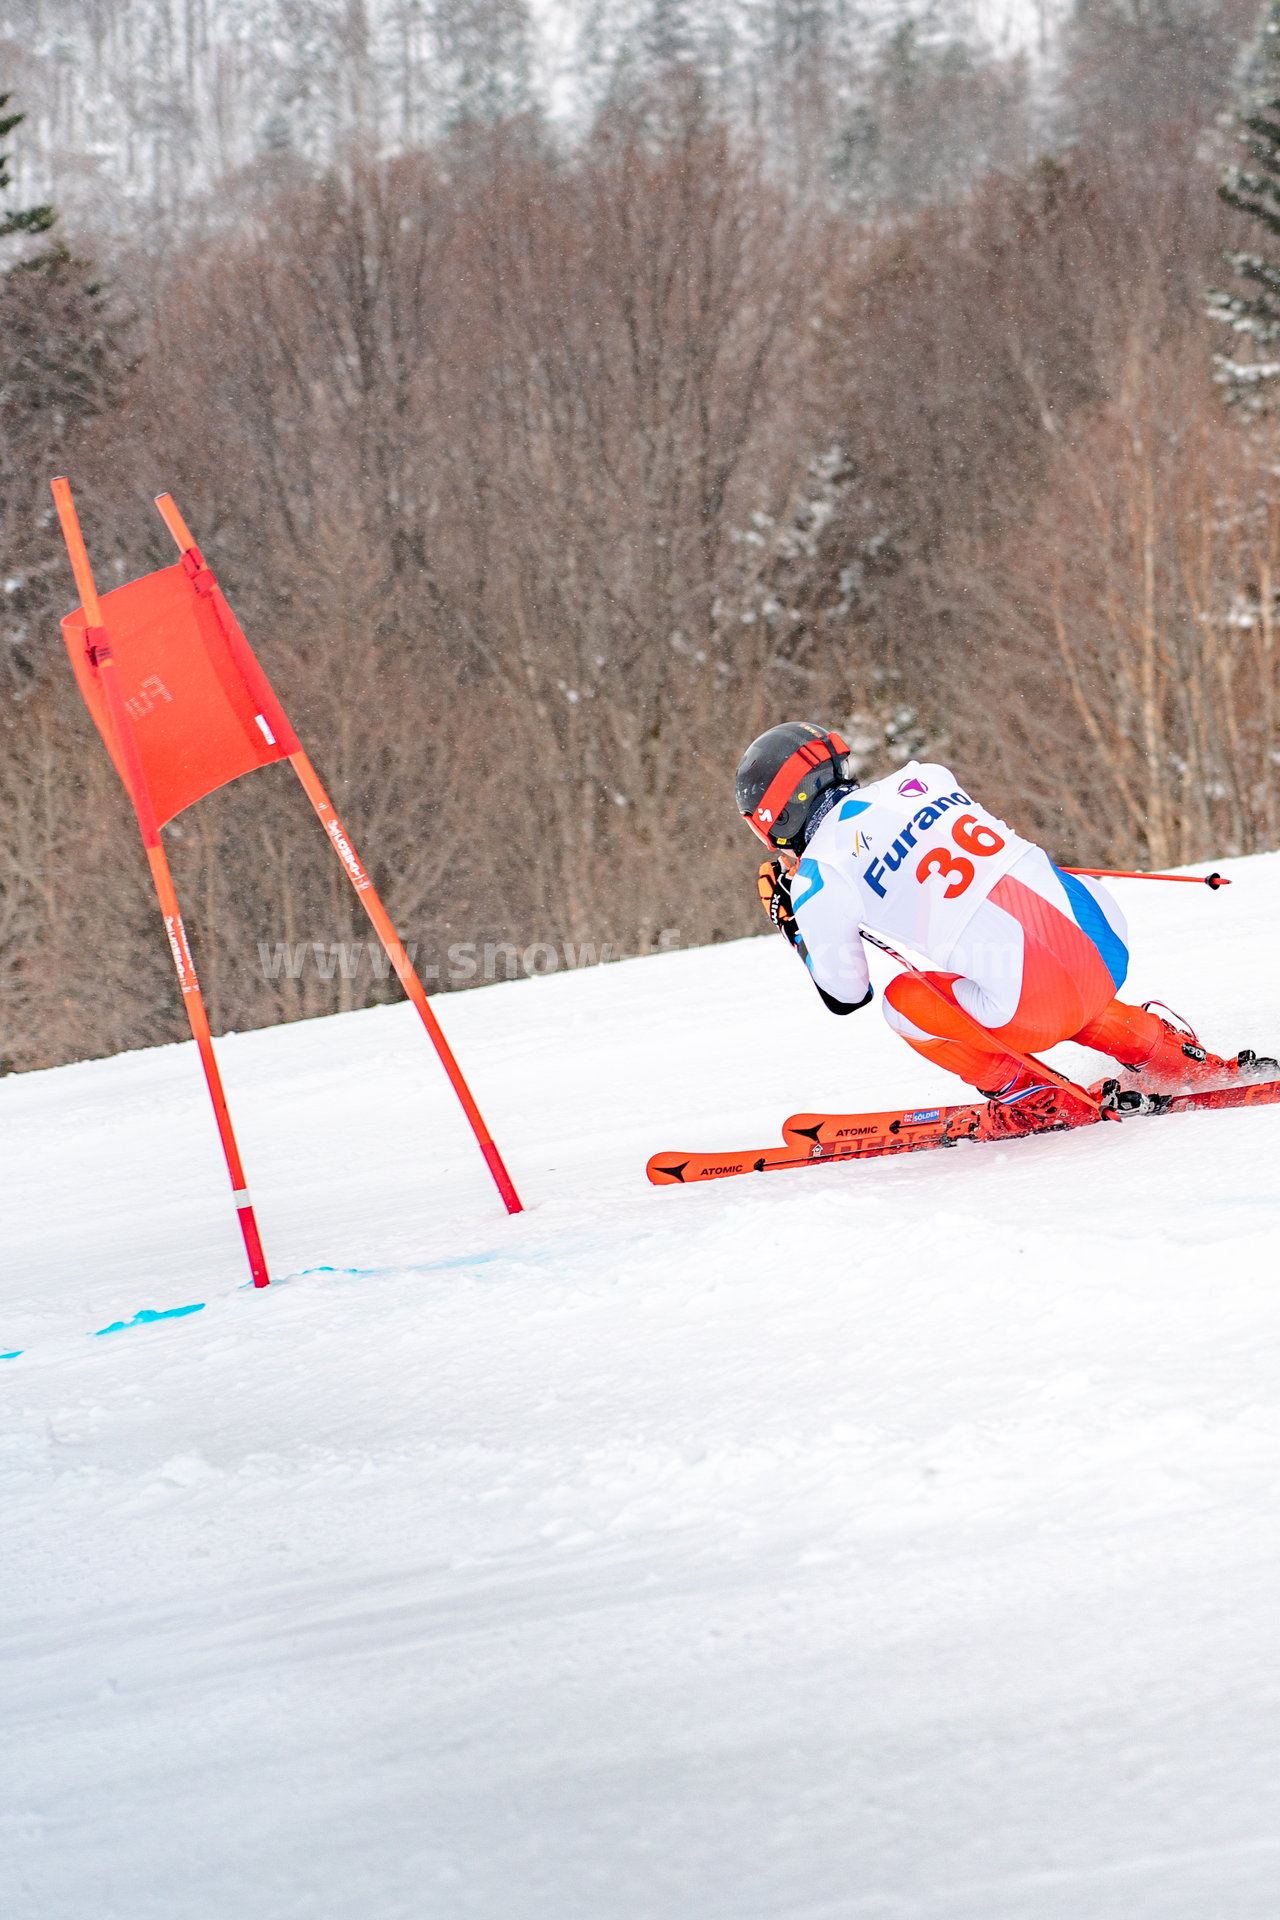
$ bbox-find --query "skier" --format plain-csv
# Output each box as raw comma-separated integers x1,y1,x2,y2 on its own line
738,722,1273,1135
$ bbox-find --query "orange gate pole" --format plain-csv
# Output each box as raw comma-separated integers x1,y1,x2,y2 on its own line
285,748,524,1215
153,492,524,1217
51,479,272,1287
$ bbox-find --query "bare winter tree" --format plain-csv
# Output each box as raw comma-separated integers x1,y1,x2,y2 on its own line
95,105,831,1014
957,328,1280,867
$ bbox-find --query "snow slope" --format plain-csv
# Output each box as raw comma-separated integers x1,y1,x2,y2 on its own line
5,854,1280,1919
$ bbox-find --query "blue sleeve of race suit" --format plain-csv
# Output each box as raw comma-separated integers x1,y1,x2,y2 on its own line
789,855,873,1013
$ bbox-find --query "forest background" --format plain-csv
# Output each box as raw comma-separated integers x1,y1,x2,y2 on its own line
1,0,1277,1071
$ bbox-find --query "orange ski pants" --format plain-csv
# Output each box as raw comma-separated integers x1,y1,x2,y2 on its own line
882,871,1167,1092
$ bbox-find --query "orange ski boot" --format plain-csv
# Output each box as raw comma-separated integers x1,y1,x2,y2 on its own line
1114,1003,1277,1097
973,1068,1100,1140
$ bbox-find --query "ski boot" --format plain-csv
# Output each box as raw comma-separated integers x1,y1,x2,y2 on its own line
1113,1003,1278,1097
974,1069,1099,1140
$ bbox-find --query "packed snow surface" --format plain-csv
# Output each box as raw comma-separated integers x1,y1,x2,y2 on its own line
5,854,1280,1918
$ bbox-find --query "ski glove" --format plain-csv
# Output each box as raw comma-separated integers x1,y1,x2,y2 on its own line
756,859,800,948
758,856,872,1015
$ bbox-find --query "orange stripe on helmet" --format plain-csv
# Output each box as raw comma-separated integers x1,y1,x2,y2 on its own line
745,732,849,844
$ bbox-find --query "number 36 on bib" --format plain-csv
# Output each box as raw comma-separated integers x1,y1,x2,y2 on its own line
916,814,1005,900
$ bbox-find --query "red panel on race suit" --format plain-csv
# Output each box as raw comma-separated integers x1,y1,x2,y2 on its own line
61,556,299,827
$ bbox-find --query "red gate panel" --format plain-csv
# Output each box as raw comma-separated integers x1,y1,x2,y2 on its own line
61,560,294,826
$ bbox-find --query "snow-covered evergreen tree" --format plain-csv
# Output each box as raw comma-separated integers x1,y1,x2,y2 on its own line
436,0,534,127
0,93,54,247
0,92,129,682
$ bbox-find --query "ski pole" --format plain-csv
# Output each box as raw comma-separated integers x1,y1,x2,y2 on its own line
1061,867,1230,888
858,926,1108,1118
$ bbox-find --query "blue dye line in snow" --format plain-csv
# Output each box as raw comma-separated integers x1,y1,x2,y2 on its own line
0,1301,205,1362
299,1250,505,1280
7,1232,594,1355
236,1255,509,1292
94,1303,205,1337
293,1229,609,1288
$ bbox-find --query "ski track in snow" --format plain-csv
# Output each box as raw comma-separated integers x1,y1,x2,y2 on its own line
4,853,1280,1917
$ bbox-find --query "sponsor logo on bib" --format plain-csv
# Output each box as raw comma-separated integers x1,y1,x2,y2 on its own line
898,777,928,797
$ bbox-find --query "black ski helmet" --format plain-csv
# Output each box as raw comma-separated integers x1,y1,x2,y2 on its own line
736,722,852,851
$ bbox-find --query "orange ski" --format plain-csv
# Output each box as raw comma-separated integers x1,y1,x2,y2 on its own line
646,1078,1280,1187
784,1074,1280,1152
647,1099,995,1186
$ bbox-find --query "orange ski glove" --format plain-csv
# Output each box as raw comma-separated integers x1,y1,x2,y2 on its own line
756,858,799,947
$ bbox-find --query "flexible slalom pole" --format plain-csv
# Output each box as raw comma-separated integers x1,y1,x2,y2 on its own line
51,479,272,1286
286,750,523,1213
153,492,524,1217
1061,866,1230,889
858,925,1108,1119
